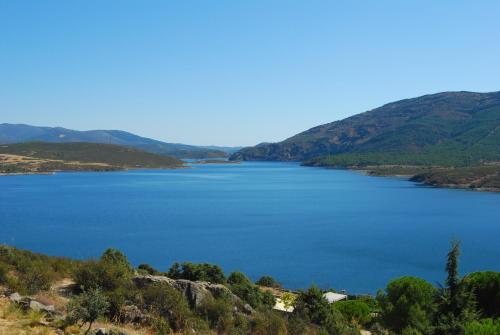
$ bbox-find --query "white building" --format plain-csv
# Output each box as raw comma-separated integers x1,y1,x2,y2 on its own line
323,291,347,303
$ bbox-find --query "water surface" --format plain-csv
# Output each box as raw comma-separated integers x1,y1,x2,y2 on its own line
1,162,500,293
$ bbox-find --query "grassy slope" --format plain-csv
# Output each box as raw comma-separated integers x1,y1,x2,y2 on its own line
231,91,500,163
0,142,184,173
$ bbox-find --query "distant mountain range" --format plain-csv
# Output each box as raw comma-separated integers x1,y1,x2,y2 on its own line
0,124,234,159
231,91,500,166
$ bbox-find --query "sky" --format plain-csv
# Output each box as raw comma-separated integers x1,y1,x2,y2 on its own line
1,1,500,146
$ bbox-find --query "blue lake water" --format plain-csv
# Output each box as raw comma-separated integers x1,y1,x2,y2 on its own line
1,162,500,294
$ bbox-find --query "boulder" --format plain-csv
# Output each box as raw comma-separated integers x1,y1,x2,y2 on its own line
29,300,55,313
8,292,22,303
120,304,151,324
133,275,254,314
8,292,56,315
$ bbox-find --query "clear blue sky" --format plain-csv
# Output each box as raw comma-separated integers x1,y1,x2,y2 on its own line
1,1,499,146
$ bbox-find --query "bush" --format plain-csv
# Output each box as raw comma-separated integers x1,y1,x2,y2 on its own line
256,275,281,288
465,318,500,335
334,300,371,325
463,271,500,318
74,249,133,292
251,310,288,335
167,262,226,283
377,276,436,334
67,288,110,334
293,285,349,334
0,263,8,284
137,263,160,275
197,296,234,332
142,282,192,331
16,261,54,294
228,271,275,309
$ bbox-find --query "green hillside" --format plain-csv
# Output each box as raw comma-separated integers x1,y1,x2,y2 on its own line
231,91,500,165
0,142,183,173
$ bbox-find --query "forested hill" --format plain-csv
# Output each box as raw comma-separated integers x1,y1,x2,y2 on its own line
0,142,184,173
230,91,500,166
0,123,229,159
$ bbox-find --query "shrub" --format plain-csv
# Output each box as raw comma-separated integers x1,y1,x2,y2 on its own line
463,271,500,318
16,261,54,294
293,285,349,334
74,249,133,292
377,276,436,334
0,263,8,284
197,296,233,332
137,263,160,275
465,318,500,335
228,272,275,309
251,310,288,335
256,275,281,288
67,288,110,334
142,282,192,331
334,300,371,325
167,262,226,283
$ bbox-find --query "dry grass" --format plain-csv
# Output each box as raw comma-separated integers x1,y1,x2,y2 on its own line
0,297,58,335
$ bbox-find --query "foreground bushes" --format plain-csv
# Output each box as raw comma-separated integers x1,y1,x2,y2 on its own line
2,243,500,335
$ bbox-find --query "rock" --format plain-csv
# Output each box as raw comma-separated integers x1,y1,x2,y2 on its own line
8,292,21,303
29,300,55,313
95,329,107,335
133,275,254,314
120,304,151,324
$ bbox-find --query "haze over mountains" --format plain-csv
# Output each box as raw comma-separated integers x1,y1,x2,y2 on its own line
0,124,234,159
231,91,500,166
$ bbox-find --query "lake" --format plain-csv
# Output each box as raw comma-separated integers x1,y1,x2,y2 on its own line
1,162,500,294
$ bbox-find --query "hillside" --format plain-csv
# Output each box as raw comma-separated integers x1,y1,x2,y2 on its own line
0,124,229,159
1,244,499,335
230,91,500,165
0,142,183,174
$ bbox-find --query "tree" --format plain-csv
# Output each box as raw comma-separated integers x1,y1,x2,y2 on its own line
256,275,281,288
67,288,110,334
167,262,226,284
74,248,133,291
377,276,436,334
293,285,348,334
334,300,371,325
227,271,275,309
463,271,500,318
142,282,192,331
138,263,160,275
435,241,477,335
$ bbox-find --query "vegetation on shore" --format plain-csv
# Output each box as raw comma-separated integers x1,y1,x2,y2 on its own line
0,123,230,159
304,156,500,191
1,242,500,334
230,91,500,192
0,142,184,174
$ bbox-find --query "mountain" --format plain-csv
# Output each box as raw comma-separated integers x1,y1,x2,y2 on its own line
230,91,500,166
0,142,183,173
0,124,229,159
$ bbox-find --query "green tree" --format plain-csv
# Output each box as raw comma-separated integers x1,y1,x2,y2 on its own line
465,319,500,335
74,248,133,291
293,285,348,334
463,271,500,318
435,241,478,335
137,263,160,275
377,276,436,334
142,282,192,331
228,271,275,309
334,300,371,325
167,262,226,284
67,288,110,334
256,275,281,288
